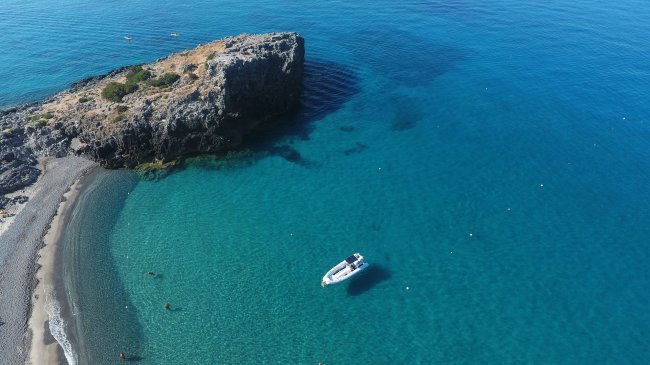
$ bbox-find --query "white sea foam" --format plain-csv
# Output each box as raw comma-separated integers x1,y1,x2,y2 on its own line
45,288,78,365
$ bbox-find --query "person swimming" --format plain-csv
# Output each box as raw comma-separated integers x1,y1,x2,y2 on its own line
164,303,170,310
119,351,126,360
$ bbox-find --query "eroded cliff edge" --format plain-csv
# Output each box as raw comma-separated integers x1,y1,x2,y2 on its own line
0,32,304,202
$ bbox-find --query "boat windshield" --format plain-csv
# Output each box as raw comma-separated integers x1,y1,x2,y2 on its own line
345,255,357,264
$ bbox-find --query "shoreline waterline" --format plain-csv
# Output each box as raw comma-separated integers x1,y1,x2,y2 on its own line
60,168,143,364
28,168,100,365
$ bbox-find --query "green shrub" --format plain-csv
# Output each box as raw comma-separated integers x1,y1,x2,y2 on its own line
116,105,128,113
101,82,136,102
78,96,92,103
125,66,151,85
29,112,54,121
112,114,125,123
206,52,216,61
188,73,199,81
149,73,180,87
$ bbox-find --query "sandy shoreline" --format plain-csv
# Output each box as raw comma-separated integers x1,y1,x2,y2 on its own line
28,174,91,365
0,157,96,365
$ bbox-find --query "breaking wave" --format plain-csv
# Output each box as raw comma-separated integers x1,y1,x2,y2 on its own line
45,288,78,365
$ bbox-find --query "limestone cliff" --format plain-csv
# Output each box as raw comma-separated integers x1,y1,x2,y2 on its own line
0,32,304,198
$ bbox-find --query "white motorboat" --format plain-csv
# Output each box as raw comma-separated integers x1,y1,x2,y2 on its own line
321,253,368,287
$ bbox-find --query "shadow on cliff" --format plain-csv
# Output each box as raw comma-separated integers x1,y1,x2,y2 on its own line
241,58,361,166
346,264,391,296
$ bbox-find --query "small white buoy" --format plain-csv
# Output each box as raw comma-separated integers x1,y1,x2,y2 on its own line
540,183,544,187
507,207,511,212
623,117,626,120
378,167,382,171
406,286,410,290
469,233,473,237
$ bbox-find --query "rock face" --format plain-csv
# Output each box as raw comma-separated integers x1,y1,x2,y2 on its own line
0,32,304,197
0,107,41,195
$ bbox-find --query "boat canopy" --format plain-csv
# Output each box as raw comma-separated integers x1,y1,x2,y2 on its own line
345,255,357,264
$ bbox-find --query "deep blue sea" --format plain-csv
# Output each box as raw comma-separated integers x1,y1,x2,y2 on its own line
3,0,650,363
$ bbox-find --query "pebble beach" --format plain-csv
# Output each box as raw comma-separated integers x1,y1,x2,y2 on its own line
0,156,95,365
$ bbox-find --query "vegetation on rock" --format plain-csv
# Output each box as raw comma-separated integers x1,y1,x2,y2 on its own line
29,112,54,121
149,73,181,88
101,82,136,102
101,66,151,102
125,65,152,85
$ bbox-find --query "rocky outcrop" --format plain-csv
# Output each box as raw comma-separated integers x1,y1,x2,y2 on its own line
0,109,41,195
0,32,304,198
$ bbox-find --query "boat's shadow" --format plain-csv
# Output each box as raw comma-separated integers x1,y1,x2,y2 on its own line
346,265,391,296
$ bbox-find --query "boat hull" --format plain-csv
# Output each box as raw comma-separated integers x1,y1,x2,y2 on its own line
321,262,368,287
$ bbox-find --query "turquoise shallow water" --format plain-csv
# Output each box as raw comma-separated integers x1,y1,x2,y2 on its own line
3,0,650,363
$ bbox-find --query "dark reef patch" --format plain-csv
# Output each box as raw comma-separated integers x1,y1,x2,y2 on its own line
264,144,314,166
390,94,425,131
182,150,257,171
343,142,368,156
346,28,467,86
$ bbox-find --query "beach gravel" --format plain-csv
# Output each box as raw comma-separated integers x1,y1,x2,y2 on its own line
0,156,95,365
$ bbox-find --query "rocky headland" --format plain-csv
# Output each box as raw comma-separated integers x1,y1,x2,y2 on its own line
0,31,303,365
0,32,304,210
